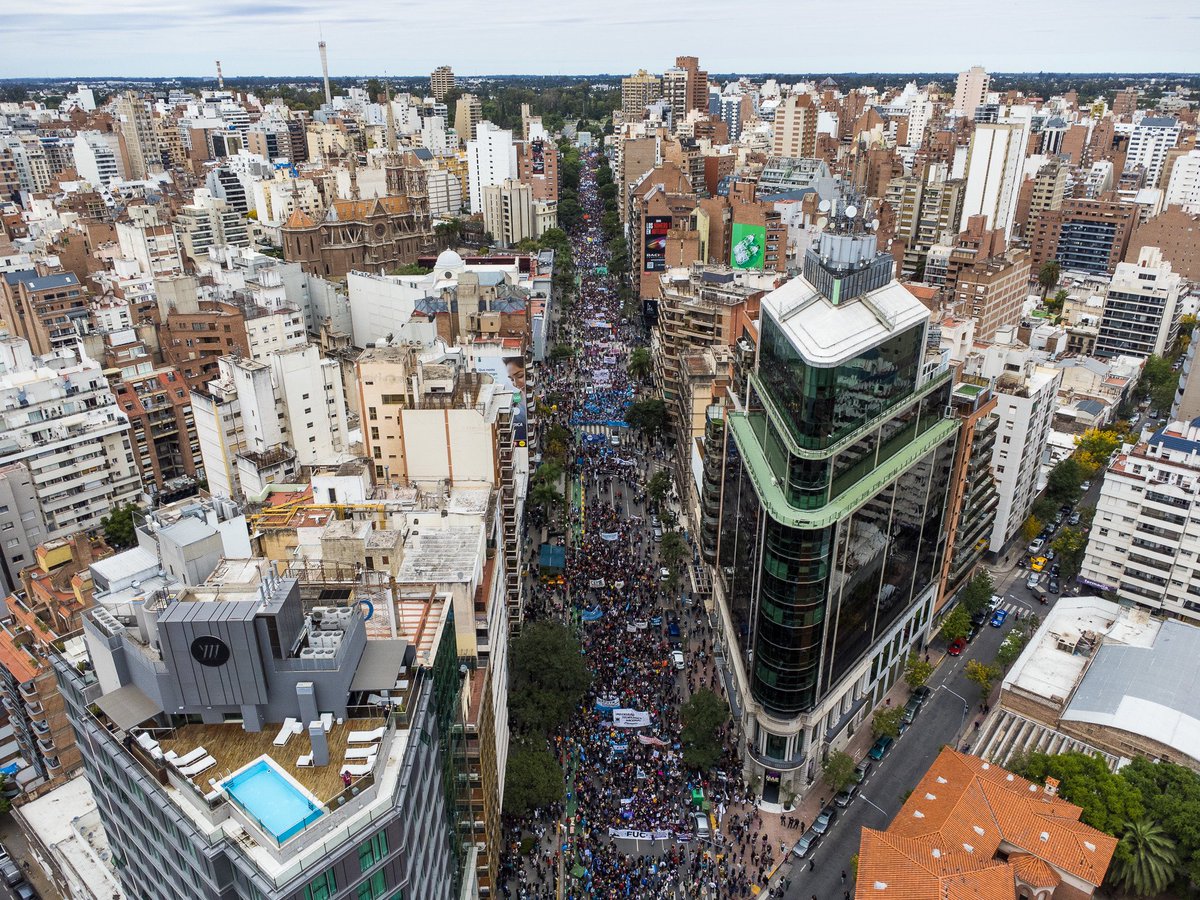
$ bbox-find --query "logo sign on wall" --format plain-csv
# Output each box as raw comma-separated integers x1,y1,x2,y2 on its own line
643,216,672,272
190,635,231,667
730,222,767,270
531,139,545,175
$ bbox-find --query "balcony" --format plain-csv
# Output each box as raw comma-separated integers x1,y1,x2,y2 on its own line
18,681,38,702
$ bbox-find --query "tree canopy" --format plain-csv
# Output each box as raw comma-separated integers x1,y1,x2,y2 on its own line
1014,752,1143,835
904,652,933,689
508,621,591,736
101,503,139,549
940,605,971,642
625,398,669,436
503,741,565,816
958,569,995,616
872,706,904,739
680,688,728,772
823,750,857,792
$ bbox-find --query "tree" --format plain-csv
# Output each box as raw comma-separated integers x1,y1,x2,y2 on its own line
503,741,565,816
1022,515,1043,543
660,531,688,571
965,660,1001,699
1120,758,1200,889
1075,428,1121,475
1045,456,1086,507
550,344,576,361
508,621,592,736
530,481,564,518
1017,751,1144,835
823,750,858,792
1051,527,1089,579
873,706,904,739
544,423,571,461
1139,355,1178,413
680,688,729,771
1110,818,1179,897
904,653,933,690
389,263,432,276
1038,260,1061,299
959,570,995,616
625,398,669,437
940,605,971,642
647,469,671,507
627,347,653,381
996,629,1031,669
101,503,139,549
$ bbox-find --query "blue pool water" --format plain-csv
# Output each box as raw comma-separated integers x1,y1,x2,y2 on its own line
222,759,324,842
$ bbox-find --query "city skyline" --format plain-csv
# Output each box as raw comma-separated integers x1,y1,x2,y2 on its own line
3,0,1199,78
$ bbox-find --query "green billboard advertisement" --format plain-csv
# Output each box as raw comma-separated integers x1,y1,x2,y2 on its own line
730,222,766,270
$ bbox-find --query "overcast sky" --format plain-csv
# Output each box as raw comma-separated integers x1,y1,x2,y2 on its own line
3,0,1198,78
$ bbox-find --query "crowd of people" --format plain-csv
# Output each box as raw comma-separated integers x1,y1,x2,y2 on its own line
498,151,767,900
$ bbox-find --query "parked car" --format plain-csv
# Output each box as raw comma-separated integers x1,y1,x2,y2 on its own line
970,610,988,628
853,760,872,783
671,650,685,670
693,811,711,840
902,696,923,725
868,736,894,760
966,623,982,643
659,567,671,581
792,829,821,858
12,882,35,900
1049,577,1061,594
1081,481,1091,491
812,804,838,835
1050,563,1061,578
1027,537,1045,554
1026,571,1042,590
834,783,860,807
653,527,663,542
948,637,967,656
1068,511,1081,526
988,595,1003,611
0,859,20,887
990,609,1009,628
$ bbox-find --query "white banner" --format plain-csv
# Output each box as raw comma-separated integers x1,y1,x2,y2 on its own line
608,828,654,841
599,532,621,542
588,578,606,588
613,708,652,728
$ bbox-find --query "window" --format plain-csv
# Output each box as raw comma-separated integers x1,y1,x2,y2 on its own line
356,872,387,900
359,830,388,871
304,870,337,900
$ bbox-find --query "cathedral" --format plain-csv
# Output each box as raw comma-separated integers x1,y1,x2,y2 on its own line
282,151,435,278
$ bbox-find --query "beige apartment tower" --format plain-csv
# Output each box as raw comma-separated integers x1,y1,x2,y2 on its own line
455,93,483,143
622,70,662,119
772,94,818,158
430,65,455,101
953,66,990,118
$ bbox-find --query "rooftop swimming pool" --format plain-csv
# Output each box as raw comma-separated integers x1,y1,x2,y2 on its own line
221,757,324,843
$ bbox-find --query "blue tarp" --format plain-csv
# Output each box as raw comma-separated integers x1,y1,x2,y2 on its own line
539,543,566,571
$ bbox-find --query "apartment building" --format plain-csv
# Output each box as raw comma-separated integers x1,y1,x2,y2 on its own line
960,122,1027,237
1126,116,1180,188
948,221,1032,342
467,122,517,214
1027,197,1138,276
952,66,991,118
1165,148,1200,213
772,94,818,159
454,93,483,143
482,179,535,248
430,66,455,101
1095,246,1183,359
1081,420,1200,621
0,270,89,357
885,163,966,277
621,70,661,119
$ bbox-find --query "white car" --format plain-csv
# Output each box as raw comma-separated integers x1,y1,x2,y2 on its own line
672,650,685,670
988,594,1003,612
659,567,671,581
1027,538,1045,555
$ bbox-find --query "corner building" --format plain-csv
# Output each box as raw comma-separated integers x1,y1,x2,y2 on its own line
716,220,957,802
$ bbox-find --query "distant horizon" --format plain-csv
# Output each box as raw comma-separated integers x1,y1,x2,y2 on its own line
4,0,1198,79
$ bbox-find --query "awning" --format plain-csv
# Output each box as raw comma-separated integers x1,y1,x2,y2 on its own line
351,639,408,692
539,543,566,571
96,684,163,732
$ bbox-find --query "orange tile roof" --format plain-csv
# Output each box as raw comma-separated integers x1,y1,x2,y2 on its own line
284,208,317,229
855,749,1117,900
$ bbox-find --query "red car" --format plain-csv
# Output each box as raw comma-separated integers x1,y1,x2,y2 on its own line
948,637,968,656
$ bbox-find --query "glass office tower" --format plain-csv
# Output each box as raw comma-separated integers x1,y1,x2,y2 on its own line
717,216,958,802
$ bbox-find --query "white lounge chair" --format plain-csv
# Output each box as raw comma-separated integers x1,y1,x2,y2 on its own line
346,727,385,744
179,755,216,777
340,756,376,777
297,754,314,768
169,747,208,768
320,712,333,732
344,745,378,760
135,732,159,753
273,718,301,746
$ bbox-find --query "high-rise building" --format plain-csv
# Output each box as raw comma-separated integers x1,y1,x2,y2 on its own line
114,91,160,180
946,217,1032,342
482,179,535,247
516,138,558,202
715,207,958,802
454,93,483,143
885,162,966,277
430,65,455,101
960,122,1027,237
467,122,517,213
1080,420,1200,621
771,94,817,159
71,131,120,187
1095,246,1183,359
1126,116,1180,188
621,70,662,120
0,269,90,356
1027,197,1138,276
953,66,991,118
1164,148,1200,213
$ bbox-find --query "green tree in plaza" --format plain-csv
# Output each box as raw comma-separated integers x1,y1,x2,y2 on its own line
1051,526,1089,579
550,344,576,361
939,605,971,643
958,569,995,616
872,706,904,740
1038,260,1061,299
680,688,729,772
503,741,566,816
965,659,1001,700
627,347,653,381
823,750,858,793
625,398,669,437
509,621,592,736
903,652,933,690
1015,751,1143,834
1110,819,1179,898
646,469,671,507
544,423,572,461
101,503,139,549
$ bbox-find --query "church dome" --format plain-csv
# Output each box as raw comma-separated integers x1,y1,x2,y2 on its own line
434,249,465,273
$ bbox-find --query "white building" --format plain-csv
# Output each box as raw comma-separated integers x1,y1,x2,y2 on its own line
115,205,184,277
1080,419,1200,621
960,122,1026,237
1095,247,1183,360
467,122,516,214
1126,117,1180,188
0,336,140,538
482,179,534,248
1165,148,1200,213
958,327,1063,552
71,132,121,187
953,66,991,118
425,167,464,218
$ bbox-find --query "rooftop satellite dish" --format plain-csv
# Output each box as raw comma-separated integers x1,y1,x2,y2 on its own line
845,204,858,219
816,216,828,229
870,218,880,230
818,199,832,213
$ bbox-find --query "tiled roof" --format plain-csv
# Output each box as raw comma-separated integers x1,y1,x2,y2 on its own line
283,208,316,229
855,749,1117,899
1010,854,1060,888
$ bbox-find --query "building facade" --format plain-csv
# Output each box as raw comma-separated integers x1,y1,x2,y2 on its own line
1095,246,1183,359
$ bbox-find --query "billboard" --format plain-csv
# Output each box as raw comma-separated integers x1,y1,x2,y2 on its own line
475,352,528,447
730,222,766,270
531,138,545,175
643,215,671,272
